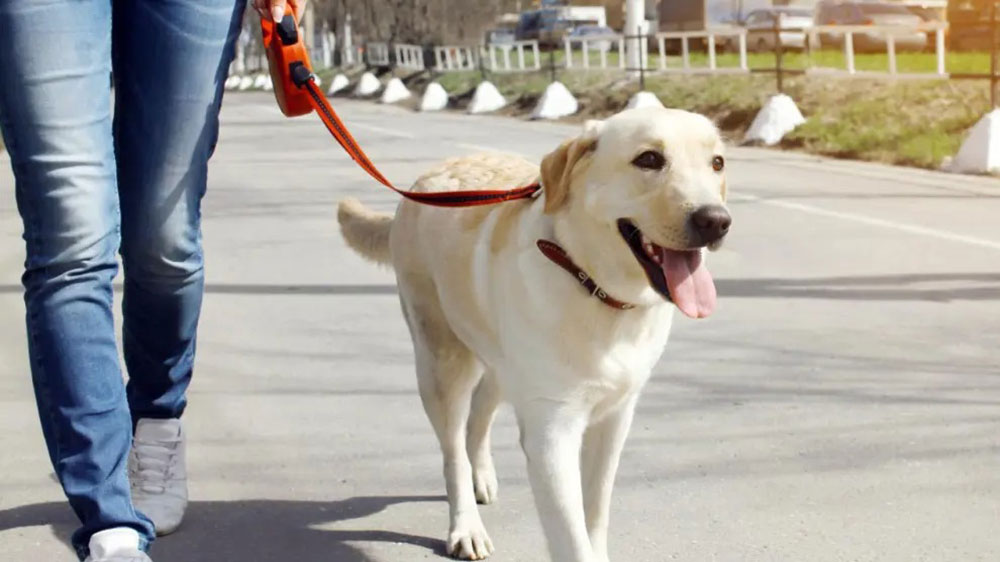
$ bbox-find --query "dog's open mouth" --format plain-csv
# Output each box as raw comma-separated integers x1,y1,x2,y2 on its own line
617,219,717,319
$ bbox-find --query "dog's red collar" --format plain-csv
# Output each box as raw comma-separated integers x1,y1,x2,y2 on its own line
536,240,636,310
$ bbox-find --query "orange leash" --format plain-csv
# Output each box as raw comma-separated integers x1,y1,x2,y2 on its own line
261,4,541,208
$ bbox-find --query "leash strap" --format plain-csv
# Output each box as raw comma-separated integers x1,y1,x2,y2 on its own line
293,68,542,208
536,240,635,310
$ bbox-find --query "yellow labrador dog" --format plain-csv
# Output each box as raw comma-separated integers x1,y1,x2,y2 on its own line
337,107,731,562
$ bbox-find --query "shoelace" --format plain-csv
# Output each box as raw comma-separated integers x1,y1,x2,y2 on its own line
130,438,179,494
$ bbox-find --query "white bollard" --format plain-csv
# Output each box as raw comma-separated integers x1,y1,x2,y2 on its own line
947,109,1000,174
626,91,664,110
744,94,806,146
327,73,350,95
224,75,242,90
380,77,411,104
253,73,268,89
419,82,449,112
467,81,506,114
354,72,381,97
238,76,254,91
531,81,579,120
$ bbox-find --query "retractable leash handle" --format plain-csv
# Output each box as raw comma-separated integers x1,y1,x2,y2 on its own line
261,0,314,117
260,8,541,207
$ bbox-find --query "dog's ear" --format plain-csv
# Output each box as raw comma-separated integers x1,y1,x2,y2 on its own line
540,134,598,213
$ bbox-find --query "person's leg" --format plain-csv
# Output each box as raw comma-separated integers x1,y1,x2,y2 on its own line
0,0,155,558
113,0,245,422
112,0,245,536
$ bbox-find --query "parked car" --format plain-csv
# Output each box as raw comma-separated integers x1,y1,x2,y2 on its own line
815,1,928,52
743,7,816,52
904,3,945,22
567,25,617,52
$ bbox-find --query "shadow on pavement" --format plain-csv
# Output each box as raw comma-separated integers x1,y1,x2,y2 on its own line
1,273,997,301
0,495,447,562
0,284,399,296
716,272,1000,301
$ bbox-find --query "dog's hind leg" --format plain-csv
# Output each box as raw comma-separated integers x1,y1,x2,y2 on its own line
581,396,640,562
467,371,501,505
516,400,595,562
400,288,494,561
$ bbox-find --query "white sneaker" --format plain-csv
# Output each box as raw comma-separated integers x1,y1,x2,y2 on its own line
128,418,188,536
83,528,152,562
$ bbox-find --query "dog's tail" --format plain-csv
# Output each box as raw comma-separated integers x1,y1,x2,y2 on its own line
337,198,394,267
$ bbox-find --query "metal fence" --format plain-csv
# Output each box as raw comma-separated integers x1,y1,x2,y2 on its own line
366,42,391,67
564,35,625,70
228,10,1000,107
655,29,749,73
434,46,479,72
394,44,425,71
806,23,948,77
484,40,542,73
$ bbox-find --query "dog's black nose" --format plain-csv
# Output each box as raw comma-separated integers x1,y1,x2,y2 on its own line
690,205,731,245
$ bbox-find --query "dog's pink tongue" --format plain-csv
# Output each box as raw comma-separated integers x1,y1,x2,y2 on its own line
660,249,717,319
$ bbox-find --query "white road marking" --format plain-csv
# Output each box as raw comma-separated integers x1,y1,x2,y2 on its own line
733,194,1000,252
306,117,1000,253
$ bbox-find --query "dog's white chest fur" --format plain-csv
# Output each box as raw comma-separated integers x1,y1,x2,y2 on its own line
442,209,676,416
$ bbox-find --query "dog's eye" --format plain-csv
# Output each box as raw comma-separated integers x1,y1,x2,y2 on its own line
712,155,725,172
632,150,667,171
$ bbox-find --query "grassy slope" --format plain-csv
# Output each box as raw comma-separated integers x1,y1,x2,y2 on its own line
432,50,994,171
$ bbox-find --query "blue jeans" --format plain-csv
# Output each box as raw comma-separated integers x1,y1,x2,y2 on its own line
0,0,245,558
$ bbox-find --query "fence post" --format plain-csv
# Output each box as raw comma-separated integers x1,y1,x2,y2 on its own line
708,33,717,70
844,32,856,74
887,34,897,75
565,38,572,68
992,1,998,108
479,46,487,81
658,36,667,70
533,41,541,71
739,32,748,71
583,39,590,69
681,36,690,70
637,26,646,90
935,27,946,76
549,47,557,83
774,13,784,93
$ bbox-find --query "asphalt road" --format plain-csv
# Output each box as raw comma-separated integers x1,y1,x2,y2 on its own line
1,94,999,562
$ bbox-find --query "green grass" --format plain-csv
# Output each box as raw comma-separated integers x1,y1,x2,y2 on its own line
783,77,990,168
436,65,993,170
502,47,994,76
306,47,997,170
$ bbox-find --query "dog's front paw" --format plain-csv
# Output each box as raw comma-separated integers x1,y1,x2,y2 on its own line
472,457,498,505
448,514,494,560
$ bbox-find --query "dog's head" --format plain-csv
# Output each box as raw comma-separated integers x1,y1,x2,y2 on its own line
540,107,730,319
